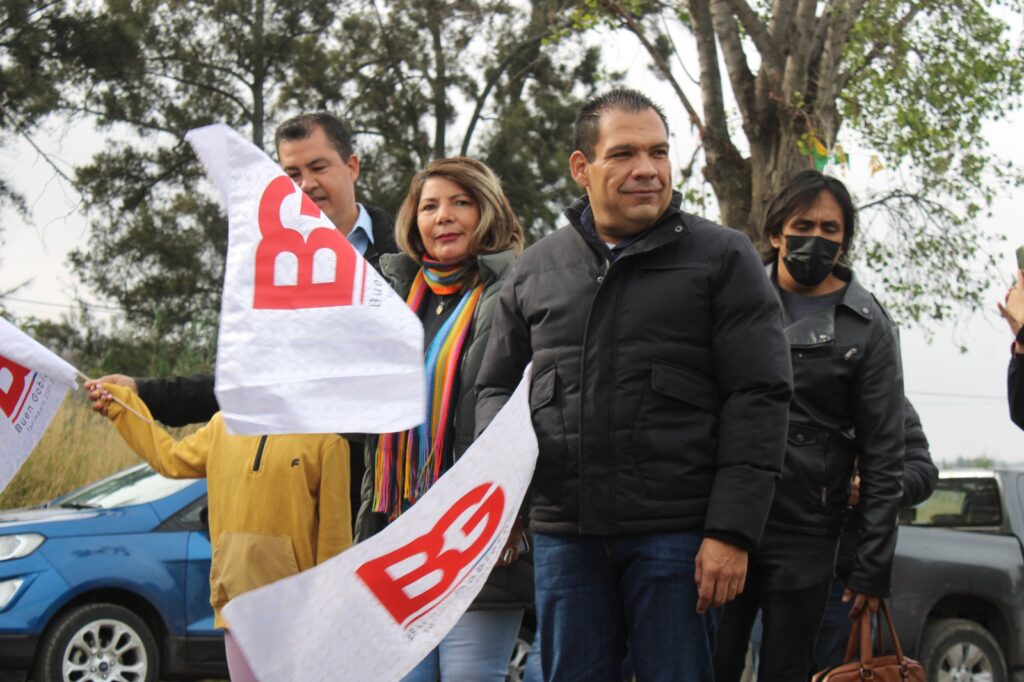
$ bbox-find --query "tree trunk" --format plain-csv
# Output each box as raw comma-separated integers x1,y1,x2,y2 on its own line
250,0,266,149
429,10,447,159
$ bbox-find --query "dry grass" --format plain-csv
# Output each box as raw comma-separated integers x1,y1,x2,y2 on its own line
0,390,199,509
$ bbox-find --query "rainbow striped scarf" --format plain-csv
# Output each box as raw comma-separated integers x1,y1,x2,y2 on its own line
372,261,484,518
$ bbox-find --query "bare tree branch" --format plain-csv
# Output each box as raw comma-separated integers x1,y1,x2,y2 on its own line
710,1,756,126
722,0,783,74
779,0,817,104
812,0,866,140
17,130,76,185
768,0,800,44
688,0,729,140
598,0,706,135
460,32,550,155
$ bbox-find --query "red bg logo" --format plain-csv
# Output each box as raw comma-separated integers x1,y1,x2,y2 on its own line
356,483,506,627
253,176,362,309
0,354,33,423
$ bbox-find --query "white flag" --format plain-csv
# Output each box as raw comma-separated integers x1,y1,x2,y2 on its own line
185,123,425,435
222,368,538,681
0,317,78,491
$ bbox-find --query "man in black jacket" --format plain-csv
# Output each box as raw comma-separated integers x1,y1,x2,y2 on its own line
713,170,905,681
474,89,793,681
90,112,397,526
998,269,1024,429
812,397,937,669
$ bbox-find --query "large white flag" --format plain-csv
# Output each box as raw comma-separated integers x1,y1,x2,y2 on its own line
222,368,538,681
0,317,78,491
185,124,424,435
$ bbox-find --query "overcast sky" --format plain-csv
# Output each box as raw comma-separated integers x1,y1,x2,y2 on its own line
2,24,1023,467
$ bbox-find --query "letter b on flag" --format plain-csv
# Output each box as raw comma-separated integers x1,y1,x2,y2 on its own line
253,176,361,309
355,483,506,627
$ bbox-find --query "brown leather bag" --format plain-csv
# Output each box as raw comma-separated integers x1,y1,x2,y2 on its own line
812,600,925,681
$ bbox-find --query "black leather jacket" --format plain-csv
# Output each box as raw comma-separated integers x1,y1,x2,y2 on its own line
836,397,936,580
768,265,905,597
1010,352,1024,430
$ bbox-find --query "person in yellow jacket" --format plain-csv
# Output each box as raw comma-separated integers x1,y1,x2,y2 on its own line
89,381,351,681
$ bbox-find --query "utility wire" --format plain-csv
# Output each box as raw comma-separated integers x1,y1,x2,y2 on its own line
908,390,1003,401
0,295,122,312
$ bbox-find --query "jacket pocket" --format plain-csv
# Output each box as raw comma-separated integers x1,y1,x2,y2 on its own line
650,361,720,414
529,364,567,505
780,423,832,516
631,361,719,501
209,531,300,606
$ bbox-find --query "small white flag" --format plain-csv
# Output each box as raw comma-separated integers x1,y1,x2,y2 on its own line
184,124,425,435
0,317,78,491
222,367,538,681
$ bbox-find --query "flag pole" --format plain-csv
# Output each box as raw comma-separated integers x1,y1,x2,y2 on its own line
77,371,154,424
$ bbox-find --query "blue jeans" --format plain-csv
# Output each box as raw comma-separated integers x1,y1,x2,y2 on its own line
533,531,718,682
813,576,852,670
523,628,542,682
402,608,524,682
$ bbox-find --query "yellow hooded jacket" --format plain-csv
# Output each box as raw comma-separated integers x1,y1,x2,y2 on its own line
104,384,351,627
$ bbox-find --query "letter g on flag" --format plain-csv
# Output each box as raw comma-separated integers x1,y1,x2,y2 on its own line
253,176,363,309
355,483,506,628
0,354,33,423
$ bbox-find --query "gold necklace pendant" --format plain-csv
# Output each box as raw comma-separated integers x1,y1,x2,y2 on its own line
436,300,446,315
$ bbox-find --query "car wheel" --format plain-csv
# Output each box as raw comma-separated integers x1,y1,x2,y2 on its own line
32,603,159,682
919,618,1007,682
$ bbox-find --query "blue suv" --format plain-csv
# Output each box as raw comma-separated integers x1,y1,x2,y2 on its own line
0,464,227,681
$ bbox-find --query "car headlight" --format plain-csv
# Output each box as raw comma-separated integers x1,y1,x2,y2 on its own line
0,534,45,561
0,578,24,609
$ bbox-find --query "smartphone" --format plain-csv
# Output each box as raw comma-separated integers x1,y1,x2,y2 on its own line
1017,244,1024,271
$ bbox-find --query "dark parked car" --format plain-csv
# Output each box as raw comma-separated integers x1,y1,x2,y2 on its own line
892,468,1024,682
0,463,226,682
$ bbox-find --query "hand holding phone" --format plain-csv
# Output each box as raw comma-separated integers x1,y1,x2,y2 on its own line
999,248,1024,344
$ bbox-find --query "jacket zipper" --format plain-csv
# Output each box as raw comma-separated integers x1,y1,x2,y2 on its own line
253,436,268,472
576,257,612,531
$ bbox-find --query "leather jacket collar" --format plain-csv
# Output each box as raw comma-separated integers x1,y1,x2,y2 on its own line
767,263,875,348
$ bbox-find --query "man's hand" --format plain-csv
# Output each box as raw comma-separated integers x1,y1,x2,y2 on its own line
694,537,747,613
997,270,1024,352
842,589,881,619
87,375,137,416
848,472,861,507
496,518,527,567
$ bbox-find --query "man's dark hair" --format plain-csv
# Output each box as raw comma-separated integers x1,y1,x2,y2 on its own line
573,88,669,161
761,169,857,264
274,112,354,159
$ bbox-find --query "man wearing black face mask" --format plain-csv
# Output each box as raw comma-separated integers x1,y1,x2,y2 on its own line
713,170,904,681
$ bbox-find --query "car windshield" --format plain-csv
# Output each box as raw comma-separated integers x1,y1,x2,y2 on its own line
57,465,194,509
903,477,1003,528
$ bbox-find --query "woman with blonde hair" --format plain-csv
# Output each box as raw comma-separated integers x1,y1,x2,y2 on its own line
356,157,529,681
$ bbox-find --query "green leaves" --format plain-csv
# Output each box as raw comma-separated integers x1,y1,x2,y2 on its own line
7,0,613,371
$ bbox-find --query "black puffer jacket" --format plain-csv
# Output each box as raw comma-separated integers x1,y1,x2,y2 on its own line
355,250,533,611
768,265,904,597
475,193,793,551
